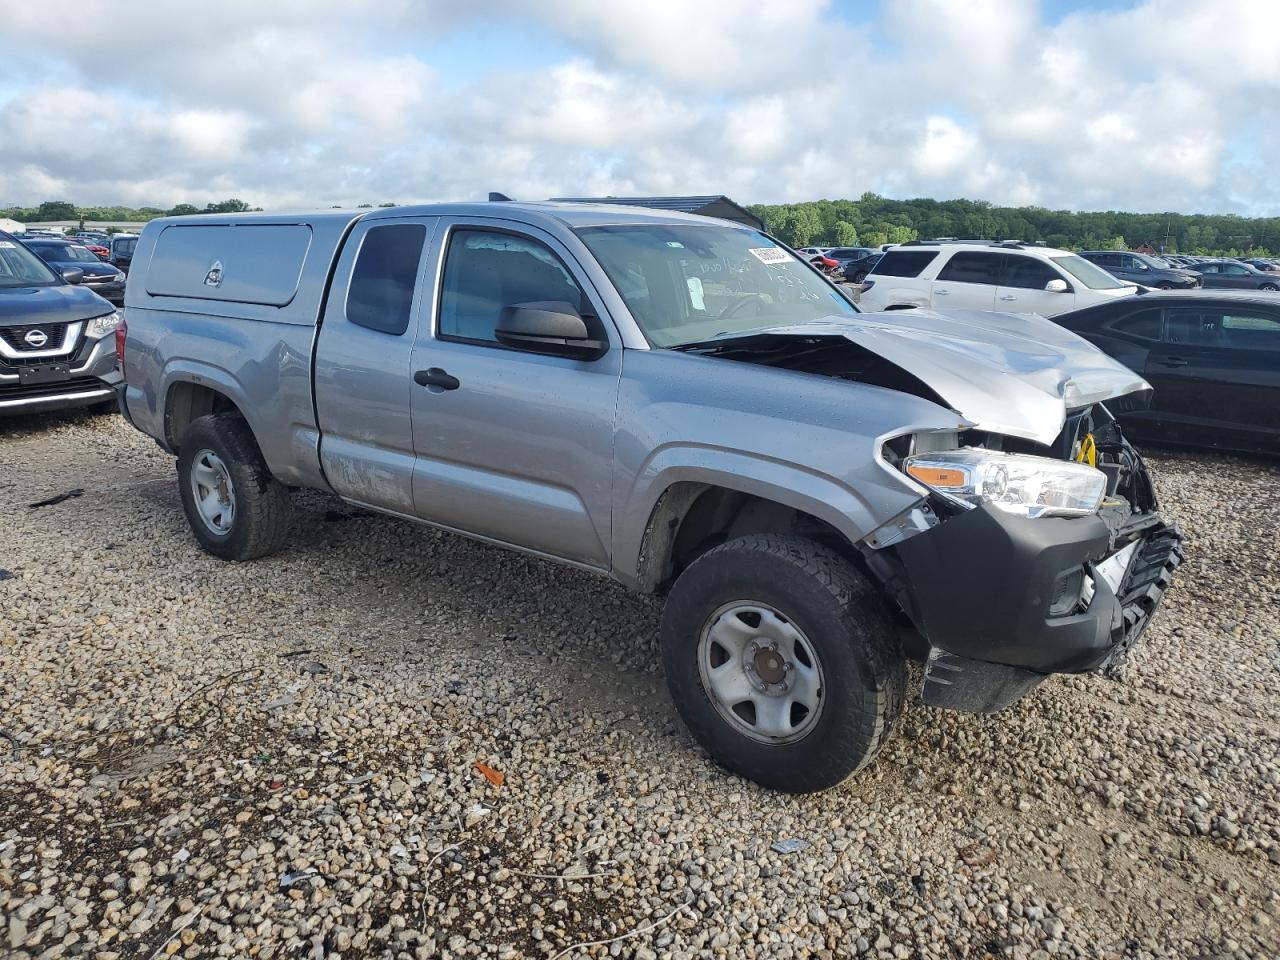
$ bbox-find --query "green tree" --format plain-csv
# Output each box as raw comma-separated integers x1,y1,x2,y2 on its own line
168,203,200,216
1103,235,1127,250
204,199,251,214
833,220,859,246
886,224,918,245
36,200,77,221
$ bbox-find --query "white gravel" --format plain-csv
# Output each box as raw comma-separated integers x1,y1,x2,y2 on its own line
1,410,1277,960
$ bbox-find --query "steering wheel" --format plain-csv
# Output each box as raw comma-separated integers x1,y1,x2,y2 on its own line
715,294,768,321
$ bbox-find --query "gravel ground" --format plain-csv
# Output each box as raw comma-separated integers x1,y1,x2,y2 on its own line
1,411,1277,960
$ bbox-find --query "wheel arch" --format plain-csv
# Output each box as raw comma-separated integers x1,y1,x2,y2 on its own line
622,453,885,593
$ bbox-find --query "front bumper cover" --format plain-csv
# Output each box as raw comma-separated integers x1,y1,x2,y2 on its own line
893,500,1183,712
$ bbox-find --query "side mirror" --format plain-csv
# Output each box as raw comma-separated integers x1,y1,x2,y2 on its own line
495,301,606,359
61,267,84,284
1044,278,1069,293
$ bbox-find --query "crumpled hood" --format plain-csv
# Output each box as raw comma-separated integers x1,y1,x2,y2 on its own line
755,309,1151,445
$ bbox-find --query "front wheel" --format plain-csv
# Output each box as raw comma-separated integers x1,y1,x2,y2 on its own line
1261,283,1278,291
177,414,291,561
660,535,906,793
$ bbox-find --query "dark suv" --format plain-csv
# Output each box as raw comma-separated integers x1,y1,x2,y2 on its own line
109,234,139,274
21,238,126,306
0,231,122,415
1078,251,1200,289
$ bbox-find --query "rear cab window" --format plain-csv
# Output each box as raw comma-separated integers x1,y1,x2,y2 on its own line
869,250,939,278
346,224,428,335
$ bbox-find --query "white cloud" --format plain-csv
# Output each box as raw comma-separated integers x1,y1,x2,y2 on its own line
0,0,1277,214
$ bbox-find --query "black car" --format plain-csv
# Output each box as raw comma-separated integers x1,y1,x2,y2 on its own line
1184,259,1280,291
1052,291,1279,454
841,252,882,283
1077,251,1200,289
824,246,876,268
21,238,126,306
1241,258,1280,273
109,234,139,274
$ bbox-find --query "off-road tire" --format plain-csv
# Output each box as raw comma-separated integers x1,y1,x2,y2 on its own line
177,414,290,561
660,534,906,793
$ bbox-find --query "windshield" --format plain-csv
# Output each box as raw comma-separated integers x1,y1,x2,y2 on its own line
576,224,856,347
63,245,100,263
1052,254,1133,290
0,238,58,287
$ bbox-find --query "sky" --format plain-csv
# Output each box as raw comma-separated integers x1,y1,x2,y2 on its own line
1,0,1278,216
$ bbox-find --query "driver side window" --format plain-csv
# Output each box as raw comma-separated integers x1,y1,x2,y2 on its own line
1002,255,1061,290
438,229,592,345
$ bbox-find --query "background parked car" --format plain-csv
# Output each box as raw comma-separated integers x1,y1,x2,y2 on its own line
81,242,111,261
1052,291,1279,454
20,238,126,305
842,252,882,283
1077,250,1201,289
109,234,139,274
1241,258,1280,272
858,240,1137,317
824,246,876,269
795,247,830,258
1185,259,1280,291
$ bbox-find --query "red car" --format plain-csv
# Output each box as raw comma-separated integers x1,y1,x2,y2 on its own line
83,243,111,261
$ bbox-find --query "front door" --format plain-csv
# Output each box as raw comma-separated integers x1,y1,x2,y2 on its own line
1146,305,1280,448
407,219,622,567
931,251,1001,310
995,253,1076,316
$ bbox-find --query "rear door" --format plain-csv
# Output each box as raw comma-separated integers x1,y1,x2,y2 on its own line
315,217,436,514
931,251,1001,310
406,218,623,567
994,253,1076,316
1146,304,1280,448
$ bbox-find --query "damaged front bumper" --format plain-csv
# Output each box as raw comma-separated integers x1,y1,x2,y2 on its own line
890,500,1183,713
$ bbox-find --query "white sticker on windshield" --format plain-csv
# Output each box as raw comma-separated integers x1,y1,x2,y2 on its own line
749,247,789,264
0,241,15,248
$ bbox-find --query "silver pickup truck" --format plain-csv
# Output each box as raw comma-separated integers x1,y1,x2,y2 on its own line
118,203,1182,792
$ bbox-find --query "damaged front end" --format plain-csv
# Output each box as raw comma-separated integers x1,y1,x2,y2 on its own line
869,405,1184,713
675,317,1184,712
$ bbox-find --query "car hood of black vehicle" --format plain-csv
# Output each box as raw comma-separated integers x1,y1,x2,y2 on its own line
0,282,115,324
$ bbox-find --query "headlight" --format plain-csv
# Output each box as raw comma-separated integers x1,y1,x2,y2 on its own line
86,311,122,338
903,448,1106,519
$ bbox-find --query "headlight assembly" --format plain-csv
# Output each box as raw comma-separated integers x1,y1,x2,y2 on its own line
903,448,1106,519
86,311,122,338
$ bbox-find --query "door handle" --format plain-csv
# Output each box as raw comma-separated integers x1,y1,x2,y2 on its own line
414,367,460,390
1155,357,1189,368
998,294,1017,301
934,289,948,295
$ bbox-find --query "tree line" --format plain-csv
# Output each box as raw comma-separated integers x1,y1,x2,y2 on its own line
7,194,1280,257
0,199,405,225
747,194,1280,257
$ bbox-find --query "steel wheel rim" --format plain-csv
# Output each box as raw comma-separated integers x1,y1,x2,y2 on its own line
190,448,236,535
697,600,825,745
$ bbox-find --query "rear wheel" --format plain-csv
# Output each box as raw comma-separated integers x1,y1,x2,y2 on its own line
1261,282,1278,291
660,535,906,793
177,414,290,561
1157,282,1176,290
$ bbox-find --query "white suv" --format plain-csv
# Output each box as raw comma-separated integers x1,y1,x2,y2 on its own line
858,241,1139,318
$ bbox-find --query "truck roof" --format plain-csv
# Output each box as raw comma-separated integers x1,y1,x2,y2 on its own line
154,201,749,232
